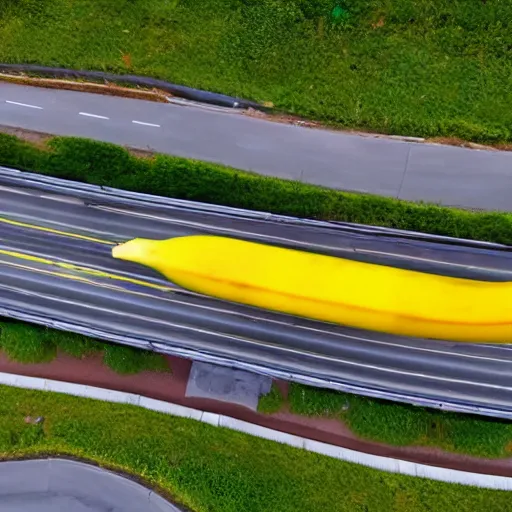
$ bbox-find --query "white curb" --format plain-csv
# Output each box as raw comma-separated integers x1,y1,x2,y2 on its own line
1,371,511,491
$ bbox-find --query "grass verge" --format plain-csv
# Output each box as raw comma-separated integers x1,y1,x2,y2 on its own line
2,1,512,143
257,383,285,414
277,383,512,459
1,385,511,512
103,343,169,375
1,133,512,244
0,319,169,375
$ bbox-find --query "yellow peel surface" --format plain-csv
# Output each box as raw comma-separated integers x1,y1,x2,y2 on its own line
112,235,512,343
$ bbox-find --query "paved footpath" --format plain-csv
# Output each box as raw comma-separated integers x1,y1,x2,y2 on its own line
0,458,181,511
1,82,511,212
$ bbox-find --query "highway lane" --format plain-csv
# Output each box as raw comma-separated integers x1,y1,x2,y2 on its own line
2,168,512,281
0,458,181,511
1,82,512,211
2,169,512,418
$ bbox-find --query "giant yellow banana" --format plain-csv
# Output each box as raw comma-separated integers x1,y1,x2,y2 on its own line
112,235,512,343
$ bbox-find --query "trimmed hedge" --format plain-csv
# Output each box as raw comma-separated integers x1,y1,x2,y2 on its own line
1,132,511,244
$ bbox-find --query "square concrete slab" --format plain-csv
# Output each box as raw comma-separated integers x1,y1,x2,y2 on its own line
185,361,272,411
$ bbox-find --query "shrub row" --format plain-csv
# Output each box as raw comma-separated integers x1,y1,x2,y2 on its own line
0,319,169,375
1,132,511,244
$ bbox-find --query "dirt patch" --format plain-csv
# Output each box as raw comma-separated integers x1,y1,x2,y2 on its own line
494,143,512,151
274,378,290,399
0,124,158,160
372,17,385,29
271,406,354,437
244,107,322,129
0,125,53,149
0,73,169,103
125,147,157,159
428,136,511,152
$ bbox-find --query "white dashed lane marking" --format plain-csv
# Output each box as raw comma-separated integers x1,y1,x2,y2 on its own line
5,100,43,110
79,112,109,120
132,120,161,128
6,101,161,128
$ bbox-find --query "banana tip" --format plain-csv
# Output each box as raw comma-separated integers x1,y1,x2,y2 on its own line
112,238,149,262
111,244,123,259
111,242,128,260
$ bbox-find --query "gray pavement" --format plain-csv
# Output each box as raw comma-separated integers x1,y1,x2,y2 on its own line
1,83,511,211
186,361,272,411
0,458,182,511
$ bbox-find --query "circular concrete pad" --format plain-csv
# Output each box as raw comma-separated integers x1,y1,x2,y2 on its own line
0,458,182,511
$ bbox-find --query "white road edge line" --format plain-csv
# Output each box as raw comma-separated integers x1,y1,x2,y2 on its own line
132,120,161,128
5,290,511,392
79,112,110,120
5,100,43,110
0,371,510,491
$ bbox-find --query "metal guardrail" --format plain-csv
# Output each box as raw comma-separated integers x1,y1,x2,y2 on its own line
1,166,508,250
1,166,512,419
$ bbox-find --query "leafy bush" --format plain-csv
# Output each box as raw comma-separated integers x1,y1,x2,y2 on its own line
103,344,169,375
295,0,338,20
1,133,511,245
0,321,56,363
52,331,103,358
0,318,169,374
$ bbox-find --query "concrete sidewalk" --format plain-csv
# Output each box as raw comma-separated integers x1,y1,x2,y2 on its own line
0,458,181,511
1,82,511,211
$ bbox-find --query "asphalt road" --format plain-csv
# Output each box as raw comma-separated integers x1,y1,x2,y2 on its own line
2,168,512,418
0,458,181,511
1,83,511,211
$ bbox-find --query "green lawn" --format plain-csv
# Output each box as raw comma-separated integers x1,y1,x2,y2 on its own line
257,383,285,414
1,384,511,512
1,1,512,143
0,319,169,375
284,383,512,459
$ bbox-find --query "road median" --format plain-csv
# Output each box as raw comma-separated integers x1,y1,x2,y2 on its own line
0,130,511,245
